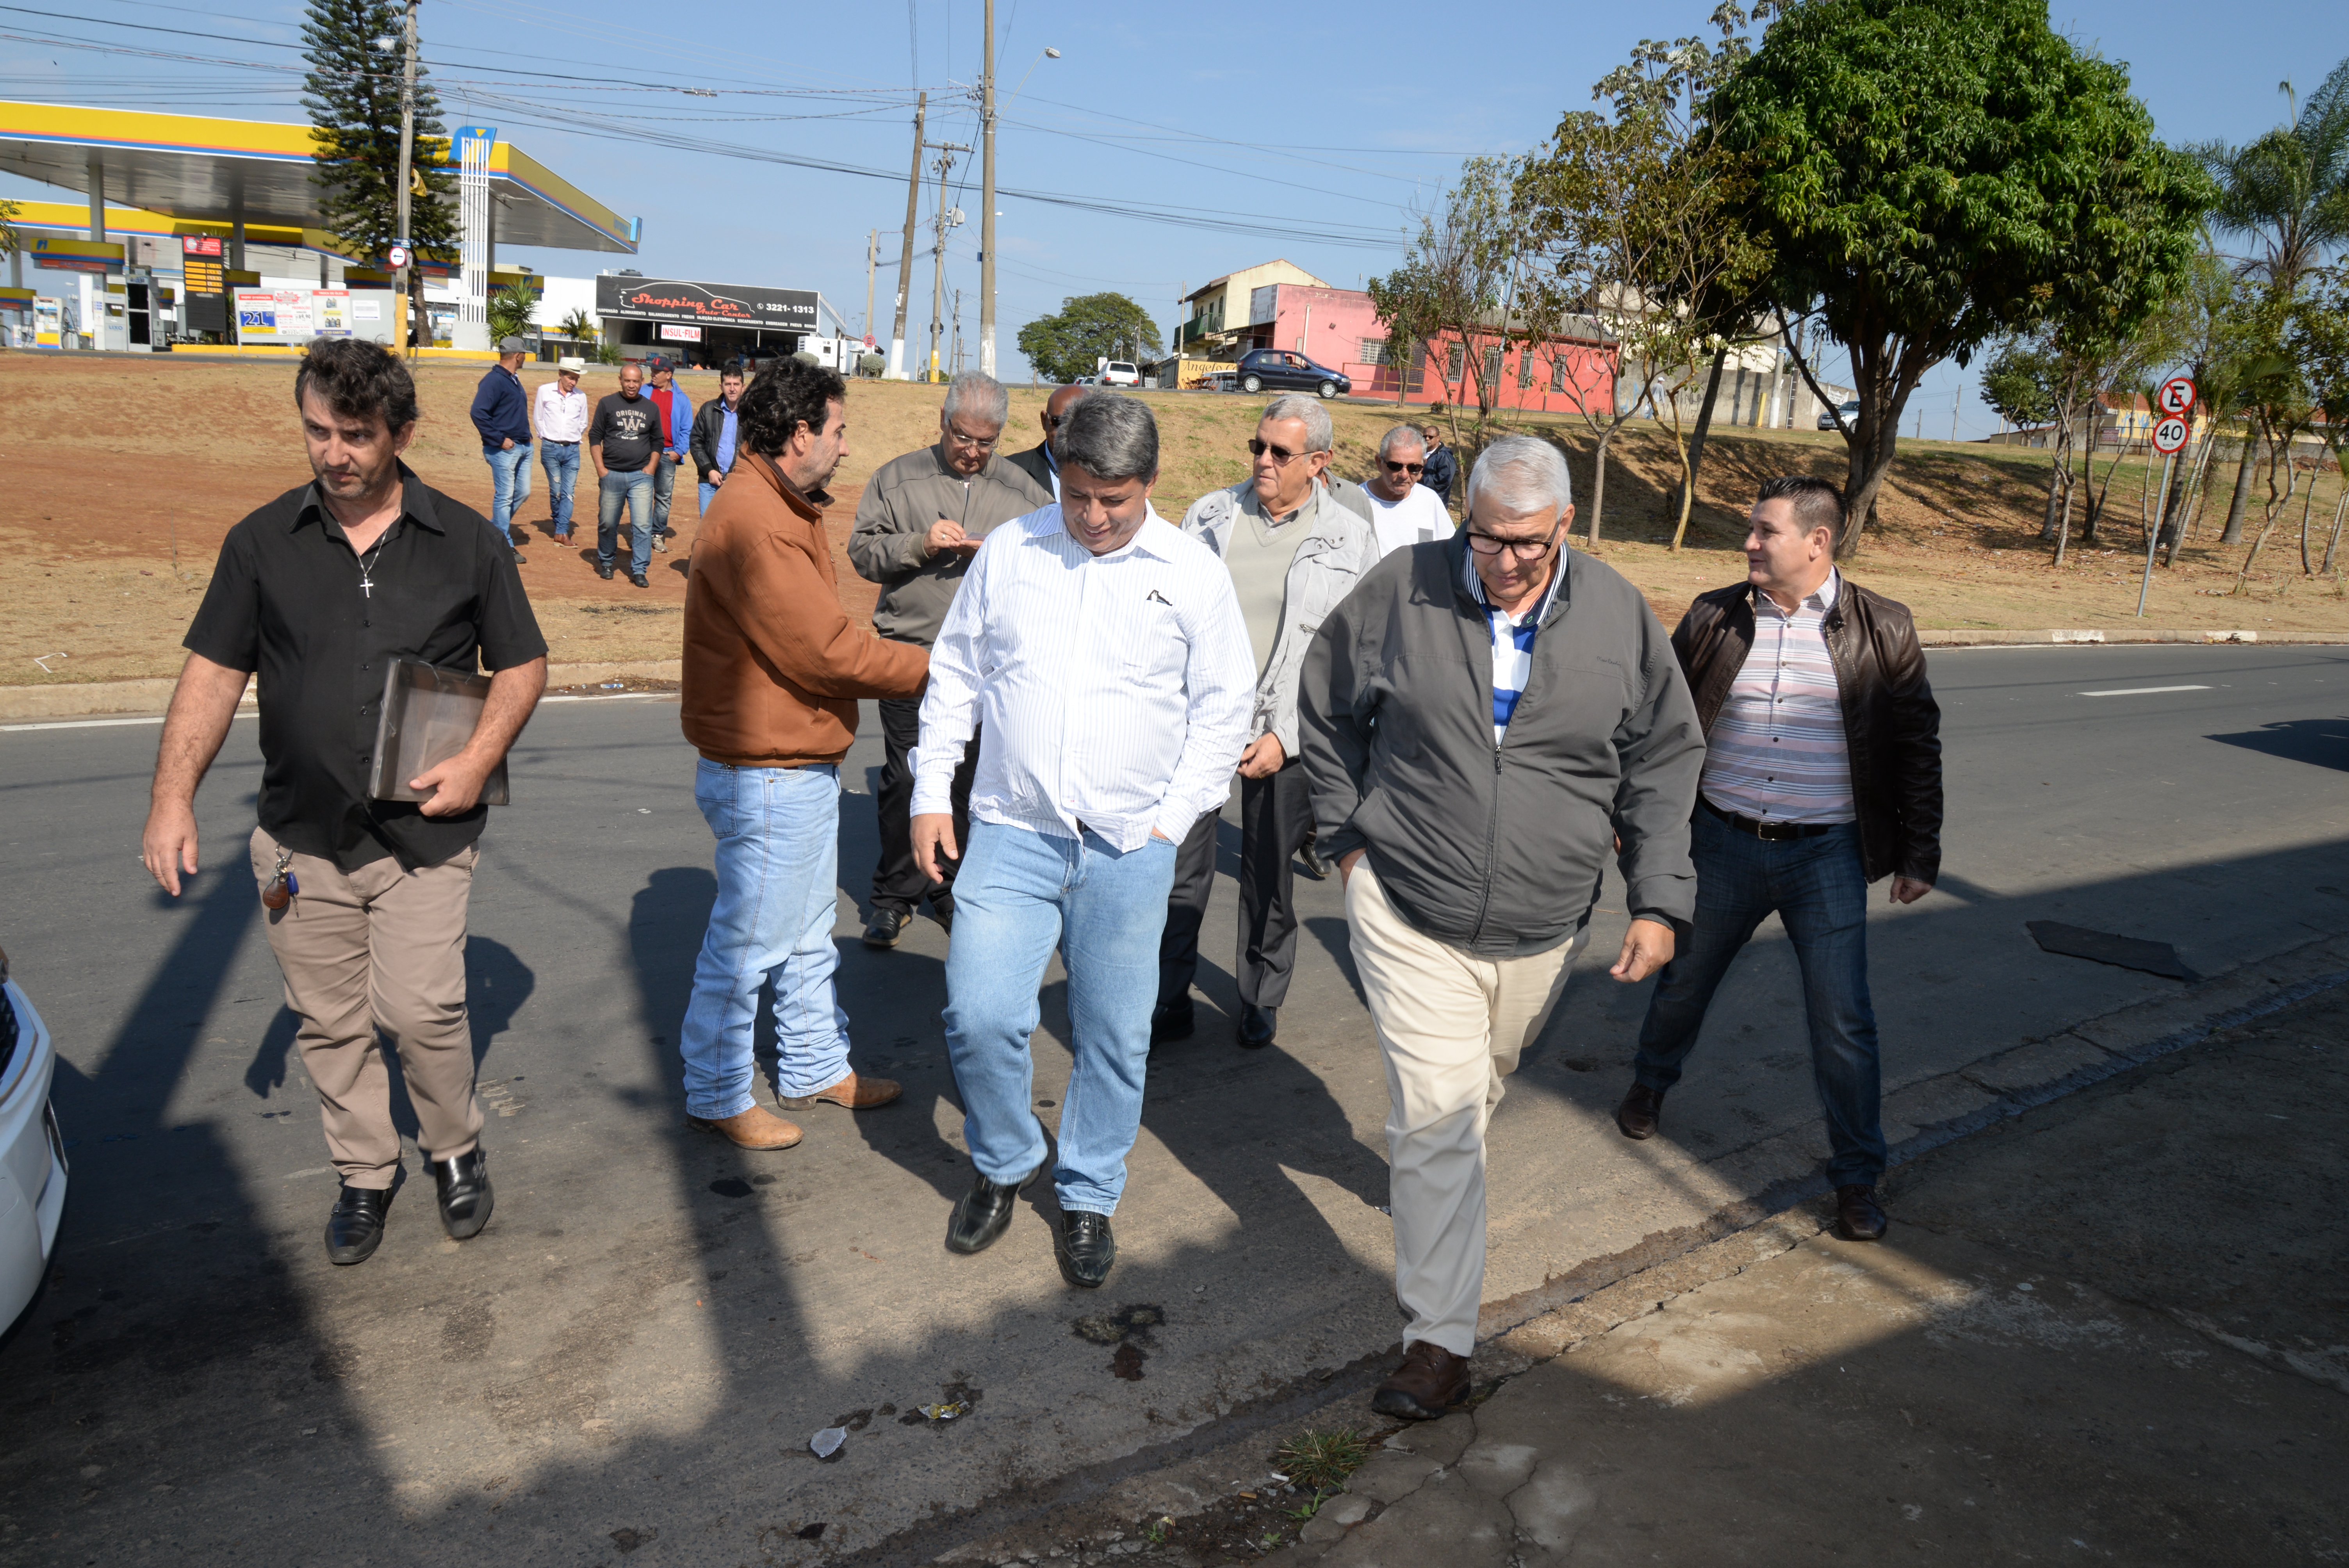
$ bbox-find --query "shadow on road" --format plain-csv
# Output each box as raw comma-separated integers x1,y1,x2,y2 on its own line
2207,715,2349,773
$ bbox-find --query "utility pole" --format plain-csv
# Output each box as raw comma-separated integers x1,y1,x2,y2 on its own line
888,92,925,381
928,141,969,384
863,228,877,341
392,0,418,356
978,0,997,376
952,287,964,374
1951,386,1960,443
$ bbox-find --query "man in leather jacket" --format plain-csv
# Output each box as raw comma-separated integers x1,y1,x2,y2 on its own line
1613,475,1942,1244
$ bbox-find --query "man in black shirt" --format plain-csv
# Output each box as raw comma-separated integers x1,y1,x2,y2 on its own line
141,338,548,1267
590,363,661,586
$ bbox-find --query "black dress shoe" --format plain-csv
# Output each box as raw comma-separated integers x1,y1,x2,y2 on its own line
863,906,910,949
1150,998,1195,1044
1055,1210,1116,1288
1296,833,1329,881
430,1148,494,1240
596,561,615,580
947,1163,1041,1254
1615,1082,1665,1140
929,898,954,935
1836,1183,1888,1242
1237,1003,1277,1049
510,546,528,565
629,571,649,588
326,1184,391,1266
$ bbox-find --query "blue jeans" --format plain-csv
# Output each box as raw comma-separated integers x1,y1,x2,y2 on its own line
677,760,852,1120
597,468,655,575
483,442,533,542
1633,809,1886,1187
945,821,1177,1215
699,481,720,515
653,453,680,536
540,441,580,535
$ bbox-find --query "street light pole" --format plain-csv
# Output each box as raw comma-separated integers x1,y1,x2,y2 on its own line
979,0,996,377
888,92,925,381
392,0,417,356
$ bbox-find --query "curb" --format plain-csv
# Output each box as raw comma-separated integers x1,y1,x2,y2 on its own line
1919,628,2342,647
0,660,681,724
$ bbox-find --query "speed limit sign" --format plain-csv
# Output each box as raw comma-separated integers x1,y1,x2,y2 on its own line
2156,375,2196,416
2151,414,2190,454
387,242,412,269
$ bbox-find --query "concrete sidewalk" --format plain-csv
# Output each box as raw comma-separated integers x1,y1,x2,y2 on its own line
944,978,2349,1567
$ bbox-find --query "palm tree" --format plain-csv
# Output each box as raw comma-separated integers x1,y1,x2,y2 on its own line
556,306,596,346
2196,60,2349,298
485,282,538,347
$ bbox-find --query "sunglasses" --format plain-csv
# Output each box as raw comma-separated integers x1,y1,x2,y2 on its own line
1248,437,1312,463
1381,459,1426,475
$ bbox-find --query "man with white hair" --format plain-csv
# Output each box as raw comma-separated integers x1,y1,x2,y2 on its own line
849,370,1053,948
1299,433,1706,1420
1360,423,1456,558
1160,393,1379,1050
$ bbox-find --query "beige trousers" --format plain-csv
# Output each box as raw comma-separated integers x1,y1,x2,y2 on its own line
251,825,484,1188
1346,862,1577,1358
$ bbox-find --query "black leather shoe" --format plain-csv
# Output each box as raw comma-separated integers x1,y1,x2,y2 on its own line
1150,998,1195,1044
431,1148,494,1240
1297,835,1329,881
596,561,615,580
1836,1183,1888,1242
1615,1082,1665,1140
929,898,954,935
1237,1003,1277,1049
863,906,910,949
510,546,528,565
1055,1210,1116,1288
629,571,649,588
326,1184,391,1265
947,1163,1041,1254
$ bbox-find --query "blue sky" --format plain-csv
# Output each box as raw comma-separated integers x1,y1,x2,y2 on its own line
5,0,2345,430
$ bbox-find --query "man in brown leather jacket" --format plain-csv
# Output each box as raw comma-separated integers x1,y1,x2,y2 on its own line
677,359,930,1152
1613,475,1942,1242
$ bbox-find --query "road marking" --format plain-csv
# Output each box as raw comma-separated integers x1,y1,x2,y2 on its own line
2076,685,2212,697
2,712,257,732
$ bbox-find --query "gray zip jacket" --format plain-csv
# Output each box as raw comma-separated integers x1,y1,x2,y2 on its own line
1180,474,1377,757
848,444,1053,647
1300,538,1705,957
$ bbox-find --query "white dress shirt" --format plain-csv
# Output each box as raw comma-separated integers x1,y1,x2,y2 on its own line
913,504,1256,851
1699,570,1855,823
533,381,589,443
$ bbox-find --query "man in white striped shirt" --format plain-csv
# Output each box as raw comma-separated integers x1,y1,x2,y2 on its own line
1616,476,1943,1245
913,394,1255,1289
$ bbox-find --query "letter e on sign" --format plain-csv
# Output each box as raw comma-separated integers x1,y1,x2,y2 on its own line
2157,375,2196,417
2152,415,2190,455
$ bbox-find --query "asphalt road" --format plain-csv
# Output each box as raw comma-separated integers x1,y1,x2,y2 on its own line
0,642,2344,1566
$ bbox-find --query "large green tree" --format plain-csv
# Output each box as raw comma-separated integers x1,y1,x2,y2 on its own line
1707,0,2208,555
301,0,460,346
1016,294,1161,385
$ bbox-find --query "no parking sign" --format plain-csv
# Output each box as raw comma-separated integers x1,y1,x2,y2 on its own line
2156,375,2196,417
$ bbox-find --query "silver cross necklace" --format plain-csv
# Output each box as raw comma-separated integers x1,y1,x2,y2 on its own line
353,529,392,597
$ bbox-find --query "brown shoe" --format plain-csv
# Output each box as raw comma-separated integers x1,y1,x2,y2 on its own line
779,1071,903,1111
688,1105,803,1149
1615,1082,1664,1140
1370,1340,1470,1421
1836,1183,1888,1241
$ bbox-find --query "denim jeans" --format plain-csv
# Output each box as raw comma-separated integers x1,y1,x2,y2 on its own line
653,452,679,537
698,481,720,515
1633,809,1886,1187
677,760,852,1120
597,467,655,575
483,442,533,543
945,820,1177,1215
540,441,580,535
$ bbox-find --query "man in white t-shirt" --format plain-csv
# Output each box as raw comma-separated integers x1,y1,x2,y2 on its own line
1361,424,1456,559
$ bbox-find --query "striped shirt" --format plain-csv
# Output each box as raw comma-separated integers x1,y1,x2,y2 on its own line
913,503,1256,852
1461,544,1565,745
1699,572,1854,823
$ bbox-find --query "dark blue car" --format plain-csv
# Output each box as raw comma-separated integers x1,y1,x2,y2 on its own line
1236,348,1351,399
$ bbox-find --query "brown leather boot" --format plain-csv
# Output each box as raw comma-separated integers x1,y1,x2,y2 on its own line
779,1071,903,1111
1615,1082,1664,1140
1371,1340,1470,1421
1836,1184,1888,1241
688,1105,803,1150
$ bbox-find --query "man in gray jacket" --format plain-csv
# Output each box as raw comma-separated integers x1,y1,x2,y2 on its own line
1158,394,1379,1049
848,371,1053,948
1300,435,1705,1421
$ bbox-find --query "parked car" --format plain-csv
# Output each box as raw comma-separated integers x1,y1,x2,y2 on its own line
1818,398,1860,431
0,946,67,1341
1235,349,1351,399
1099,361,1141,387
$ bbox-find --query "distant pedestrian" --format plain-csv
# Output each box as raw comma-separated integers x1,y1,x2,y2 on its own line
141,338,548,1266
1162,394,1378,1049
589,363,660,586
688,360,748,515
676,359,931,1152
1301,435,1703,1419
645,356,694,554
1418,421,1458,509
1005,381,1088,499
533,355,589,543
917,394,1252,1288
1614,475,1943,1245
1360,423,1456,558
847,371,1051,949
470,335,533,561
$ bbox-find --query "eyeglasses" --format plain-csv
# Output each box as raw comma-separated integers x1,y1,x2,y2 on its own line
944,426,1002,451
1463,522,1562,561
1248,437,1315,463
1381,459,1426,475
1041,413,1065,430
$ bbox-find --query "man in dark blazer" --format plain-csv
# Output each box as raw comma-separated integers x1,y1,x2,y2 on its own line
1005,382,1088,497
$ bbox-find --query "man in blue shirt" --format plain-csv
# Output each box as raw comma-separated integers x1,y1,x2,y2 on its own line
469,337,533,562
688,362,748,516
646,357,695,554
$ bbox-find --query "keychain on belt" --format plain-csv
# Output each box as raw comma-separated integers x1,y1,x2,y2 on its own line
262,845,299,911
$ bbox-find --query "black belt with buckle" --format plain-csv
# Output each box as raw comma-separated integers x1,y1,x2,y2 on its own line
1702,797,1839,842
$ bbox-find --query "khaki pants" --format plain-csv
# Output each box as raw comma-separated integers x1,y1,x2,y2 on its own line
251,826,484,1189
1346,862,1577,1358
